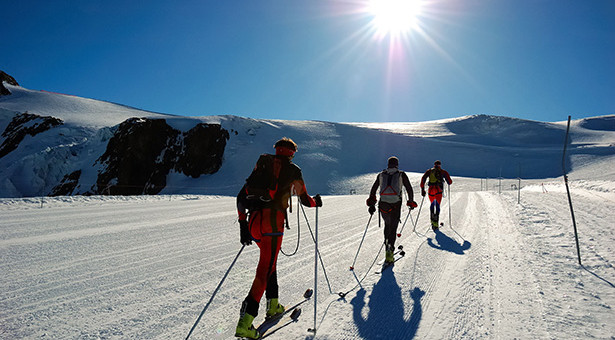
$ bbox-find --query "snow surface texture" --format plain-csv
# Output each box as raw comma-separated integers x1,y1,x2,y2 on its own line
1,83,614,197
1,176,614,339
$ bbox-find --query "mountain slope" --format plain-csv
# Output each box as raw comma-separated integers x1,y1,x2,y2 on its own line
1,83,614,198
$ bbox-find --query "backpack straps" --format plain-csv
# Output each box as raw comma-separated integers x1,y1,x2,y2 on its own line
428,167,444,187
379,169,402,199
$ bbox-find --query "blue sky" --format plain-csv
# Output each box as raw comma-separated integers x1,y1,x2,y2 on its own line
2,0,613,122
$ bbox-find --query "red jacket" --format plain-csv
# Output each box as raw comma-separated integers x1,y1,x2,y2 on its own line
420,167,452,189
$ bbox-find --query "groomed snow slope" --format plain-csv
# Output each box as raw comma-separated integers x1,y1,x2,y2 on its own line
1,174,613,339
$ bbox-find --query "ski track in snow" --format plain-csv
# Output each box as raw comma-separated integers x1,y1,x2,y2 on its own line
1,187,614,339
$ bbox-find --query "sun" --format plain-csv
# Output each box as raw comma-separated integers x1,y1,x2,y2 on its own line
367,0,423,36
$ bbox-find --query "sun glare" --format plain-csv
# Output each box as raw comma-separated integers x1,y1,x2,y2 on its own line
368,0,423,36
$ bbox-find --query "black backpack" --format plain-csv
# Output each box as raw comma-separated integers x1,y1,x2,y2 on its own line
244,154,282,205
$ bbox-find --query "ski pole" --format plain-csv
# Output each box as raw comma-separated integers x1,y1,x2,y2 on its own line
445,185,466,241
397,208,412,237
185,245,246,340
338,242,386,298
449,225,466,242
412,195,425,232
300,203,334,294
350,214,373,271
448,184,452,228
309,206,319,335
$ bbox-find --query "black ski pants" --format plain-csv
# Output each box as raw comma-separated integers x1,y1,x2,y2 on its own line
378,201,401,250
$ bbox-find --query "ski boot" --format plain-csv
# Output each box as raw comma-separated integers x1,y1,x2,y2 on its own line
385,250,395,264
431,211,440,230
266,298,285,319
385,246,395,264
235,313,260,339
431,220,439,231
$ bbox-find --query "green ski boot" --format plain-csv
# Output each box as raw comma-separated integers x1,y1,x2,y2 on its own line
431,210,440,231
235,313,260,339
266,298,285,319
385,249,395,264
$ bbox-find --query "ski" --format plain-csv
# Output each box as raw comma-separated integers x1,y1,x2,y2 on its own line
376,250,404,265
375,252,405,274
259,308,302,339
243,288,312,339
376,245,405,266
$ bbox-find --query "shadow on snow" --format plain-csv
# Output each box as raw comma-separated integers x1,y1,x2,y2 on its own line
427,229,471,255
351,269,425,340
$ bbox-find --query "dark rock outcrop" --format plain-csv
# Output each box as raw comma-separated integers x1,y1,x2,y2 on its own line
178,123,229,178
50,170,82,196
0,71,19,96
94,118,229,195
95,118,179,195
0,112,64,158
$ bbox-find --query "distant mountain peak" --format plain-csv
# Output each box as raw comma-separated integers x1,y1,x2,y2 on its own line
0,71,19,96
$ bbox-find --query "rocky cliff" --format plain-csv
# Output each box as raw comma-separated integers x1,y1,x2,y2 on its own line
0,71,19,96
91,118,229,195
0,112,63,159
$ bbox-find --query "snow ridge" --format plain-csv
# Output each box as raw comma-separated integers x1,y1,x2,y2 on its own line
2,84,614,197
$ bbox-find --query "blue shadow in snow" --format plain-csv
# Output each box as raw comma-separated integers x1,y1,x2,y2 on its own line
351,269,426,340
427,229,471,255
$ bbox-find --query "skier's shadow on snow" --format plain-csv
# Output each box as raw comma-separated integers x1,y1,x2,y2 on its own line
351,270,425,340
427,229,471,255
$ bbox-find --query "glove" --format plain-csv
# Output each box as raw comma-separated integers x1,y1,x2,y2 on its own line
421,188,426,197
368,205,376,215
314,194,323,207
239,220,252,246
407,200,418,209
366,195,377,206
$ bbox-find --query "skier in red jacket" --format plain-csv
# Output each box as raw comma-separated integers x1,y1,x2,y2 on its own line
420,160,452,230
235,137,322,339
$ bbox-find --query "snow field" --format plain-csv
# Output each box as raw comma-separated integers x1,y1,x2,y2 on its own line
1,182,614,339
